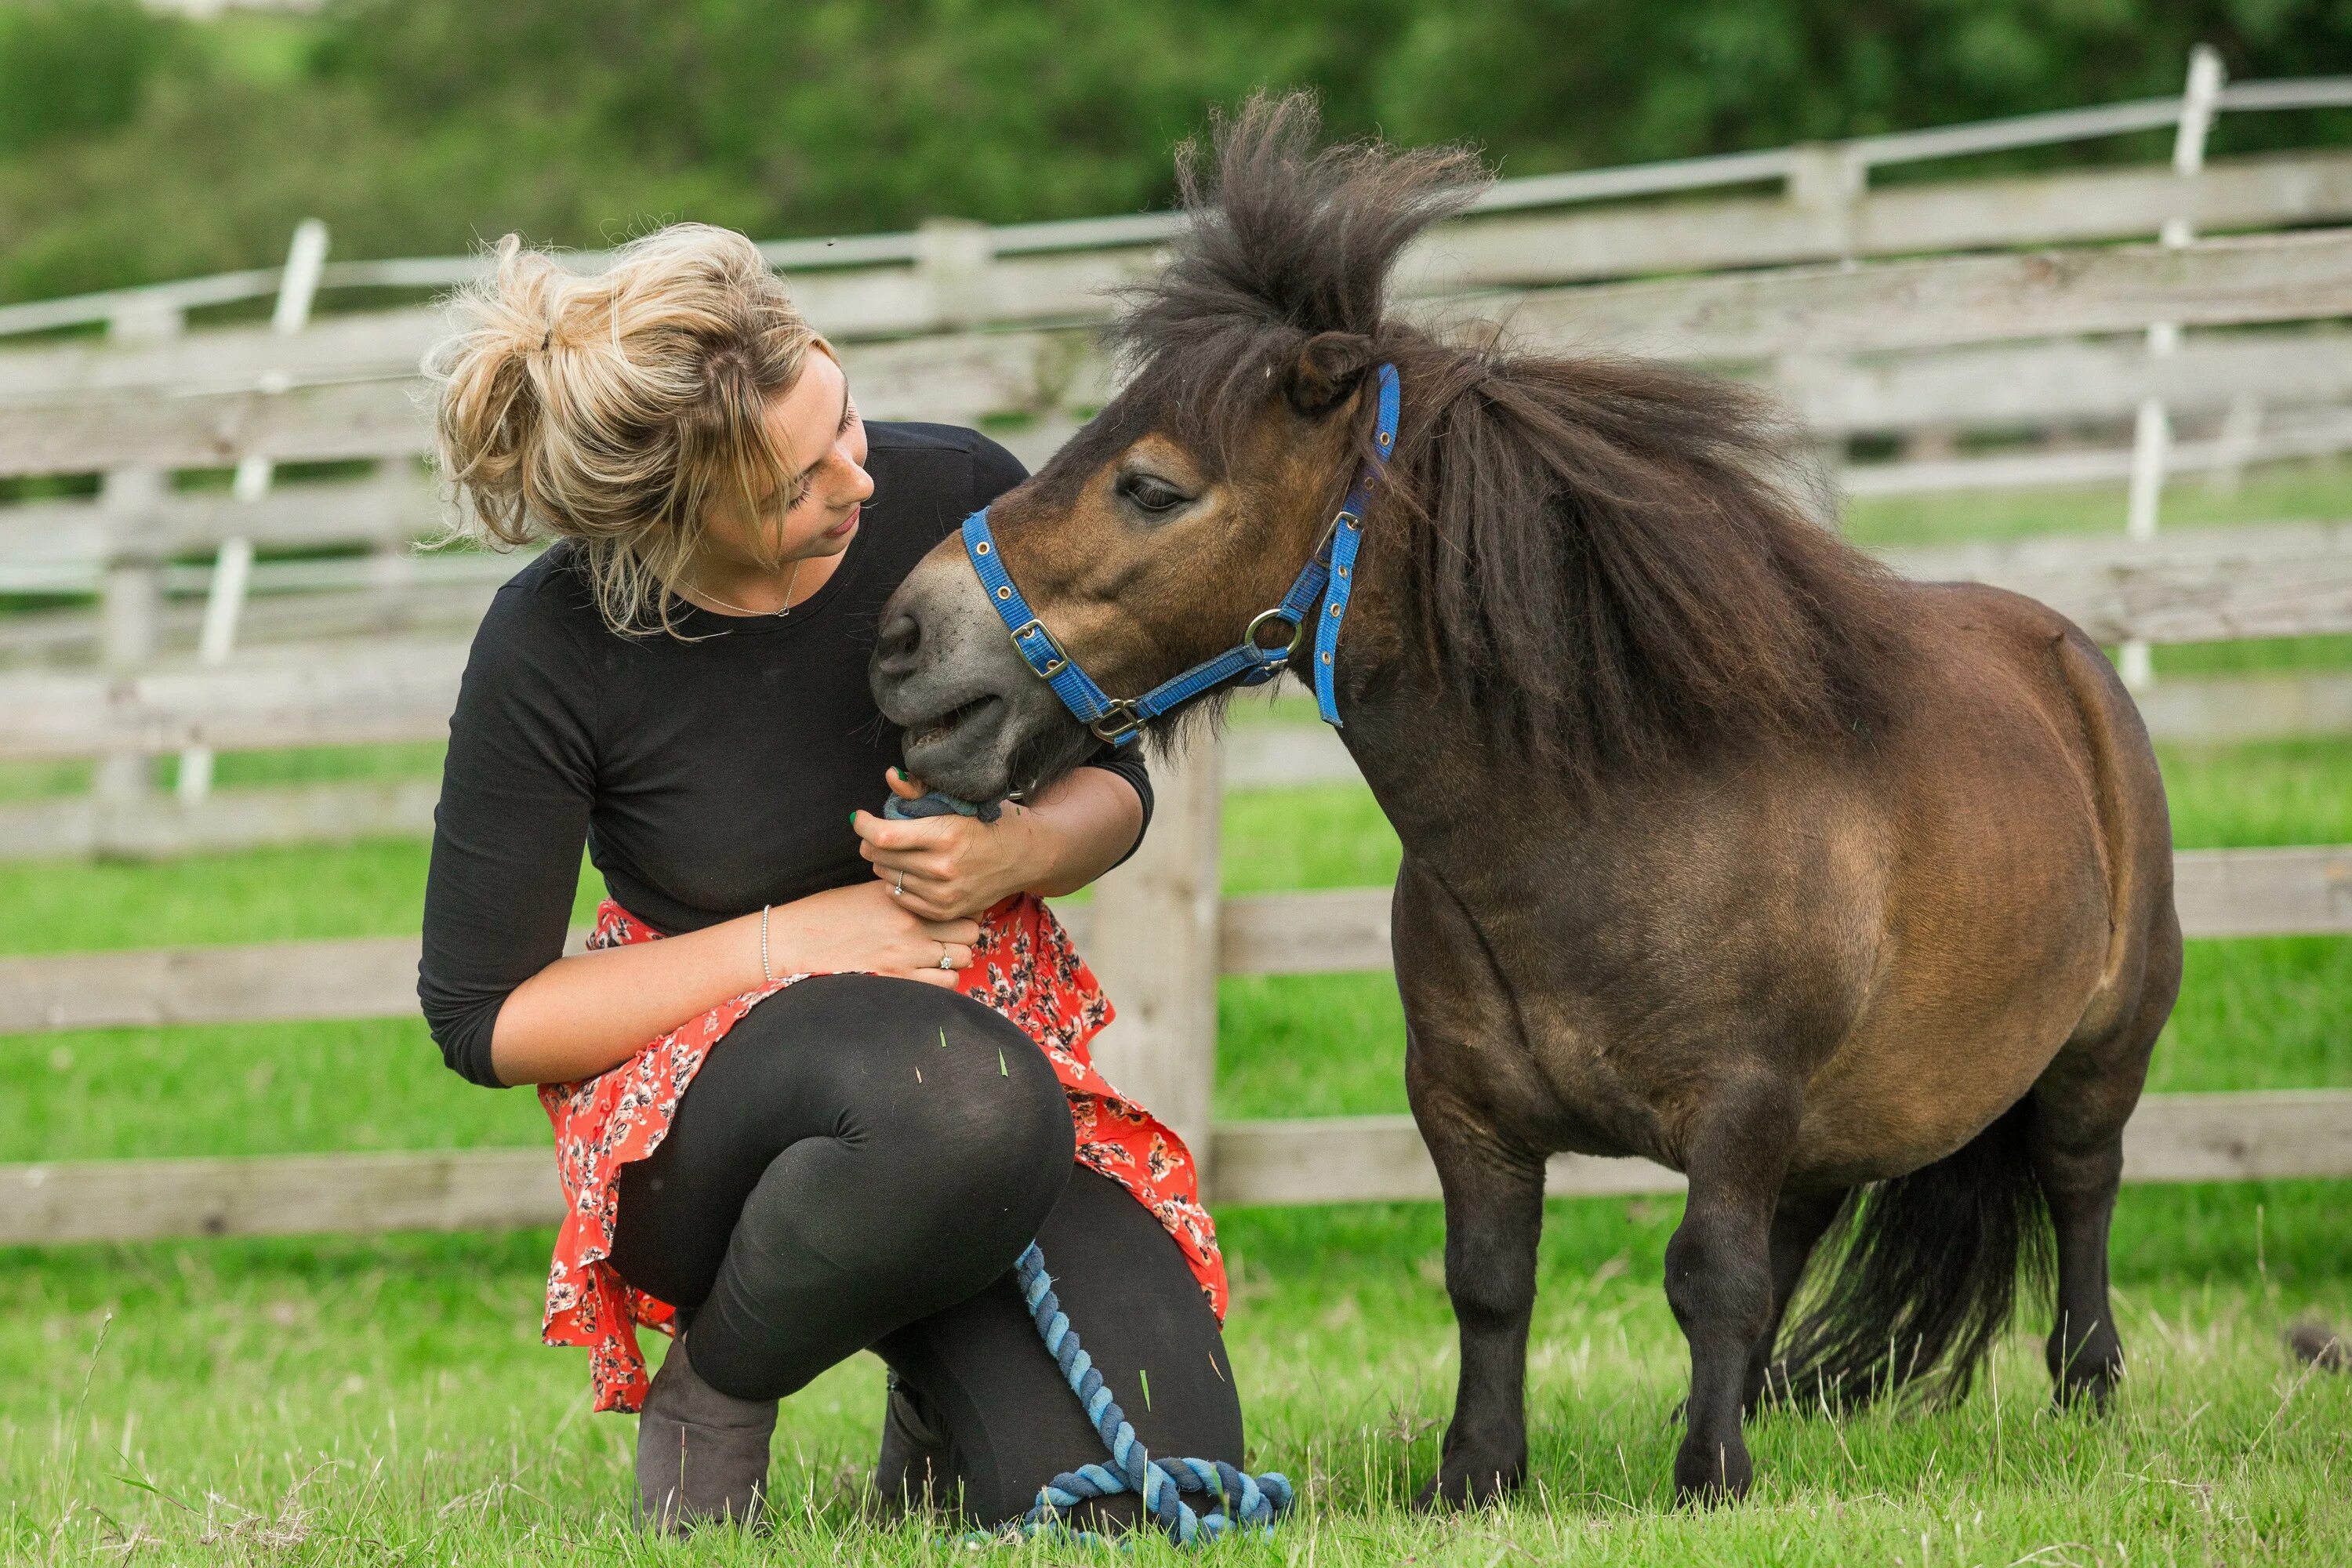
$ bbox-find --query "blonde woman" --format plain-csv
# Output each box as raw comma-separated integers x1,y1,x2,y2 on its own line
420,224,1240,1533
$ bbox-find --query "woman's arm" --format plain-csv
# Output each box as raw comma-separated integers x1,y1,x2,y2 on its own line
485,883,980,1087
424,575,985,1091
851,764,1149,921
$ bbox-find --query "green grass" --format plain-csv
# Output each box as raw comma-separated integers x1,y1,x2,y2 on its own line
4,1185,2347,1563
4,544,2352,1558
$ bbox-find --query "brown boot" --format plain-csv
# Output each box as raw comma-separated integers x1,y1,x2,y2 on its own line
635,1342,779,1534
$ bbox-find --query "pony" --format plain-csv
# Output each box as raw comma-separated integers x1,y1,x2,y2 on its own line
869,96,2178,1505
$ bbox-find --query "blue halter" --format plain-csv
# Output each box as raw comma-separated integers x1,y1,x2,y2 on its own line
960,364,1400,745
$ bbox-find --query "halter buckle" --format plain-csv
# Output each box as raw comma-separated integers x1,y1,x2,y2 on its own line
1089,701,1145,745
1007,618,1069,678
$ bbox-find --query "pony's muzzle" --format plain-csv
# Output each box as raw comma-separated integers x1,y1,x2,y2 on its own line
869,540,1089,802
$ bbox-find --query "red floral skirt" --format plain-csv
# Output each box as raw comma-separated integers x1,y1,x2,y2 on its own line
536,893,1227,1413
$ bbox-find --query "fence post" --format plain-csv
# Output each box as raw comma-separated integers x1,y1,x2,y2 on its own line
92,298,183,811
1785,142,1865,264
915,218,996,332
1079,735,1225,1193
2121,42,2226,691
180,218,329,801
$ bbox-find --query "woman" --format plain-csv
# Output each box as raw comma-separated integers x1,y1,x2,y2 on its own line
418,223,1240,1534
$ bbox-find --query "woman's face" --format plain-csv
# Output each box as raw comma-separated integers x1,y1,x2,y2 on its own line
702,346,873,569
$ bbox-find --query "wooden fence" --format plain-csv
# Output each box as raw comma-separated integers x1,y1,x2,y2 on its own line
5,69,2352,1245
2,755,2347,1243
3,517,2349,858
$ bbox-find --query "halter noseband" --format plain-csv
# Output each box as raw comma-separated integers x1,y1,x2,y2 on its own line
960,363,1400,746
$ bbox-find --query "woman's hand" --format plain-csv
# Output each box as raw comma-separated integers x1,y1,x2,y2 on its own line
851,769,1043,921
771,879,979,987
852,764,1146,920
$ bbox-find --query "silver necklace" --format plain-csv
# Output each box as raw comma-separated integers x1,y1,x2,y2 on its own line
685,558,804,619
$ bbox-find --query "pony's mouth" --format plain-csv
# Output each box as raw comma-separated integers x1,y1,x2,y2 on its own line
904,694,1001,753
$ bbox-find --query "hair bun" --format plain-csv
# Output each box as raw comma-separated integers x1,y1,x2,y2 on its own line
423,224,825,637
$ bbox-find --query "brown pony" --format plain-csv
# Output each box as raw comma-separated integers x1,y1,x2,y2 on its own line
869,96,2179,1506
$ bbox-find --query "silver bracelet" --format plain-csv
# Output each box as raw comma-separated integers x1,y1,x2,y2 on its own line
759,903,775,985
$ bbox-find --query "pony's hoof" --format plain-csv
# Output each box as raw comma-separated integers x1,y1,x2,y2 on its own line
1412,1458,1523,1512
2286,1319,2349,1371
1671,1439,1752,1507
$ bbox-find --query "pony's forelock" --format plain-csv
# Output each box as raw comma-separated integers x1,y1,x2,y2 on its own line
1102,91,1900,793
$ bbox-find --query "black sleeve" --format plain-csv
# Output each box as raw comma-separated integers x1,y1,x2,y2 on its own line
417,576,598,1087
960,430,1156,869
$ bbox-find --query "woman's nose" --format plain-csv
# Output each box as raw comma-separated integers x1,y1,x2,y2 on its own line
840,457,876,506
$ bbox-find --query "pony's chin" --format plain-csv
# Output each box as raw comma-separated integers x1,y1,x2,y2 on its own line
903,704,1102,808
900,697,1017,803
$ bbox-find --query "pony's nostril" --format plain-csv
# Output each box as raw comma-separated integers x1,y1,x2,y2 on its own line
875,610,923,674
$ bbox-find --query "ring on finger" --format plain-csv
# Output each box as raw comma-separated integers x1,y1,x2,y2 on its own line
937,941,954,970
893,869,906,896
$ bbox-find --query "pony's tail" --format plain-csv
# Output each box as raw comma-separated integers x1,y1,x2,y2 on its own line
1769,1100,2053,1411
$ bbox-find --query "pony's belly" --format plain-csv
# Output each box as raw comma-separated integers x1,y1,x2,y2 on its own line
1786,949,2102,1187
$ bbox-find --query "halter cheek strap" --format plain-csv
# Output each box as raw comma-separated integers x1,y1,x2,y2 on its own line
961,362,1400,746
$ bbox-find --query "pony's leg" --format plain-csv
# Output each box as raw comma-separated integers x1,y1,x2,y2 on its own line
1666,1078,1804,1504
2025,1077,2127,1408
1415,1109,1545,1509
1743,1189,1845,1416
2028,914,2177,1410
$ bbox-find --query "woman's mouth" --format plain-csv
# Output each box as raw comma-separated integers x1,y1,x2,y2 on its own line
822,505,861,540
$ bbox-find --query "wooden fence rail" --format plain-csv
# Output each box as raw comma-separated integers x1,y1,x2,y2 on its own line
9,670,2352,860
5,519,2345,764
2,842,2345,1037
6,1087,2347,1247
5,131,2350,347
13,227,2352,483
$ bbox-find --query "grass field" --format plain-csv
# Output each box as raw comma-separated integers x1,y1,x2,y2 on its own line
4,471,2352,1563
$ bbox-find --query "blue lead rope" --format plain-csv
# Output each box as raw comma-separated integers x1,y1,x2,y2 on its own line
884,799,1298,1547
1014,1243,1294,1546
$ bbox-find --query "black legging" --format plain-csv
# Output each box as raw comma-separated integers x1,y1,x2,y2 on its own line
608,973,1243,1526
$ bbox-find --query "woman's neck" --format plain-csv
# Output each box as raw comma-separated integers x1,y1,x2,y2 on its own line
682,547,843,617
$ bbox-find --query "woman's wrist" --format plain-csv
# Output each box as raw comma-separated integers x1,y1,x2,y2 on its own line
1013,769,1142,898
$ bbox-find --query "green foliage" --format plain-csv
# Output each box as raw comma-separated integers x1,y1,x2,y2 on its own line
4,0,2352,303
0,0,170,156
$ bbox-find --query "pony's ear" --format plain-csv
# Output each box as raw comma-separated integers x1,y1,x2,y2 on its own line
1283,332,1374,416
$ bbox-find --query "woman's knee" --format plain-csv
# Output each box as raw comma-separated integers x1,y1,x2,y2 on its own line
858,984,1071,1155
772,976,1074,1197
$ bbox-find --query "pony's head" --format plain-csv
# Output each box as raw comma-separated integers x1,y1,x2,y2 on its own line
872,93,1892,804
869,94,1472,800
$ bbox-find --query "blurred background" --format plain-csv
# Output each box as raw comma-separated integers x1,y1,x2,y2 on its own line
3,2,2350,1562
3,0,2351,302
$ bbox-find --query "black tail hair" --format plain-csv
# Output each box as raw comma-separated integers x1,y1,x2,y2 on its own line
1770,1100,2053,1410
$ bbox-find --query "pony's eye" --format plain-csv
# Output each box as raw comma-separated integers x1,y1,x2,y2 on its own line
1119,474,1191,516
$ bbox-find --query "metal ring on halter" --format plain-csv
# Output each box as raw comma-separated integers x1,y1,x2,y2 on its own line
1243,604,1307,665
893,869,906,895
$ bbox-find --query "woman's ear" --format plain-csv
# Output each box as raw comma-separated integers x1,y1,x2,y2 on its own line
1283,332,1374,416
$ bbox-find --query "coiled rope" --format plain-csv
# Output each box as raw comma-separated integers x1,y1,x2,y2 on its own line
1014,1243,1295,1546
884,792,1296,1546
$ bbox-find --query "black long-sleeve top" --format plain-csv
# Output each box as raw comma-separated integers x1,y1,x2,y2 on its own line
418,423,1152,1088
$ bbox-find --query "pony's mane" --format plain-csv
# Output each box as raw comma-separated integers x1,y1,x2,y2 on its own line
1111,94,1900,790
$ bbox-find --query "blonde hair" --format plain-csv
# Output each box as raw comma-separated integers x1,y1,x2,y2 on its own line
425,223,825,637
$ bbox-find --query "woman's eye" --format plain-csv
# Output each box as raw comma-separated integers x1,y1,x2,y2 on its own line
1120,474,1189,514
